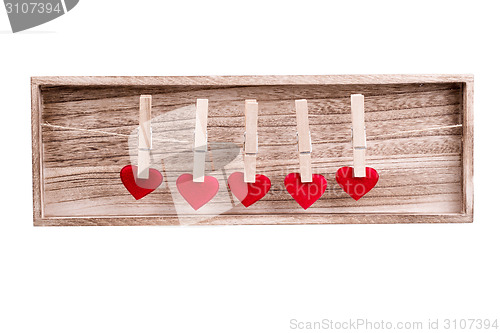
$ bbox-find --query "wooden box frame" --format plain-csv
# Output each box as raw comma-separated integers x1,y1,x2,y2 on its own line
31,75,473,226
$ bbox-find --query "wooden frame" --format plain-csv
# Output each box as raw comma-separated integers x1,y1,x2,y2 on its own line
31,75,473,226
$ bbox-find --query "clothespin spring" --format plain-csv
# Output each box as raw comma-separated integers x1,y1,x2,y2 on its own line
296,131,312,154
243,132,259,155
193,130,208,152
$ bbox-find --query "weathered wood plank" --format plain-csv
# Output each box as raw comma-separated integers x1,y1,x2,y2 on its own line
41,153,462,217
32,74,473,87
34,213,472,227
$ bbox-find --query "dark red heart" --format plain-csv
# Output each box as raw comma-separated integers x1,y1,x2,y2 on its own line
228,172,271,207
176,173,219,210
120,165,163,200
284,173,327,210
335,167,379,201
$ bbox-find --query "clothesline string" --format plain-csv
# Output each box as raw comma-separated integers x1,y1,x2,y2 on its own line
42,122,463,144
42,122,188,143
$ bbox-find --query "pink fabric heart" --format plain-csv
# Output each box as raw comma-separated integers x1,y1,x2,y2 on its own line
335,167,379,200
284,173,327,210
228,172,271,207
120,165,163,200
176,173,219,210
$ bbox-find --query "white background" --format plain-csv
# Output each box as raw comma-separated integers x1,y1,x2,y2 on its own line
0,1,498,332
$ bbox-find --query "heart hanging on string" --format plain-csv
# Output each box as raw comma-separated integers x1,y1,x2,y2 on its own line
228,172,271,207
284,173,327,210
335,167,379,201
176,173,219,210
120,165,163,200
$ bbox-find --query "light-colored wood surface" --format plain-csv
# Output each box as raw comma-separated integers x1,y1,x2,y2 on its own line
462,81,474,216
295,99,313,182
31,83,44,221
31,75,473,225
351,94,366,177
244,99,258,183
31,74,473,86
137,95,152,179
193,98,208,182
244,100,258,154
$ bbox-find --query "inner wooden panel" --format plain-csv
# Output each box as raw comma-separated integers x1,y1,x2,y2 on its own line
40,83,463,220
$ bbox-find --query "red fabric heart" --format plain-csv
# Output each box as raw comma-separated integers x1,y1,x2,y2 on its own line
284,173,327,210
120,165,163,200
228,172,271,207
176,173,219,210
335,167,379,201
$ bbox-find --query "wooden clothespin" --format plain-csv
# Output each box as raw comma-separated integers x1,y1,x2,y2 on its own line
351,94,367,177
244,99,258,183
295,99,313,183
193,98,208,183
137,95,152,179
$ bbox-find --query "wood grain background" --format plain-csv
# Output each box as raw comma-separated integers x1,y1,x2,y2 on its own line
32,76,473,225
